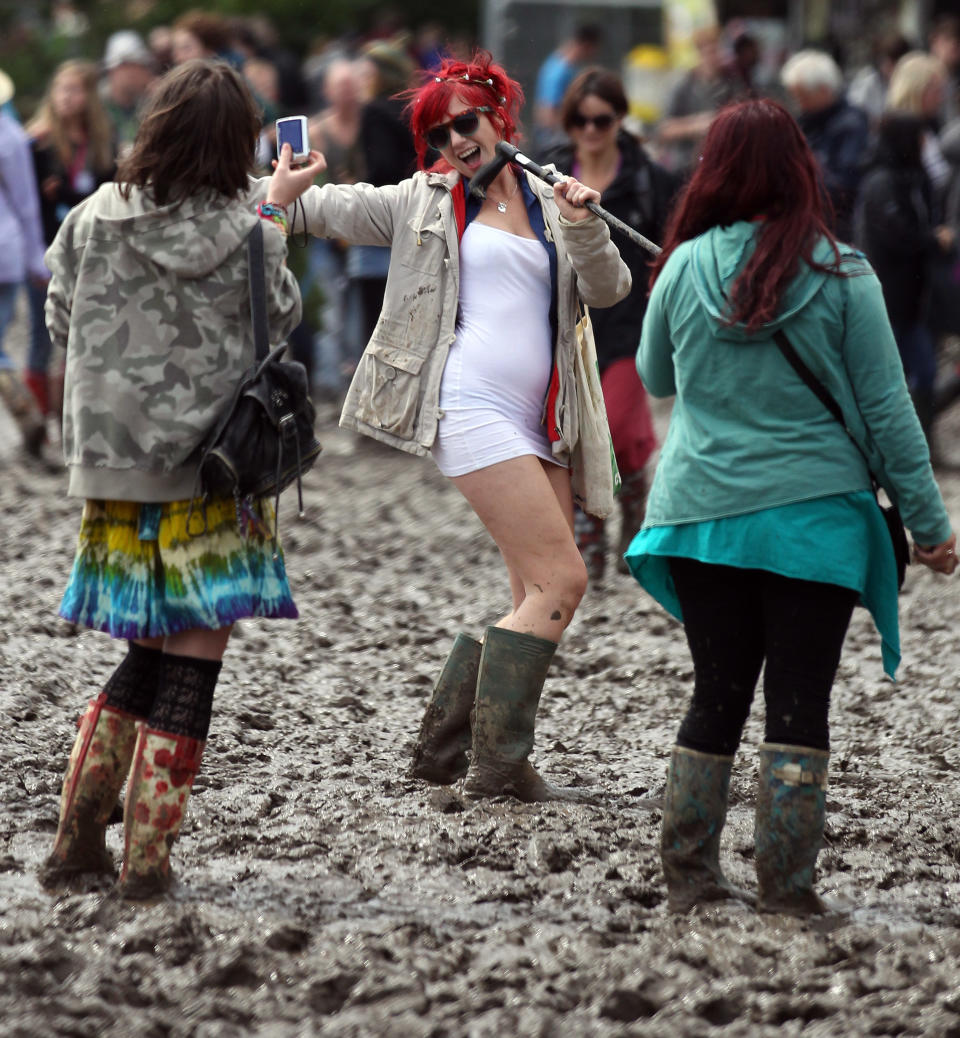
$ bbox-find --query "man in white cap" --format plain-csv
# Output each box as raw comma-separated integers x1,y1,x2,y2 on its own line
0,68,50,459
101,30,156,156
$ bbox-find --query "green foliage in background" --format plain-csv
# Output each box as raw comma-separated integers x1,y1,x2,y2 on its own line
0,0,479,119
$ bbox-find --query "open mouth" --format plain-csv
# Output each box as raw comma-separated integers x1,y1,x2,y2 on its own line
456,144,481,168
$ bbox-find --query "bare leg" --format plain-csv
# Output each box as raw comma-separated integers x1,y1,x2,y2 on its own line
163,626,232,661
453,456,586,643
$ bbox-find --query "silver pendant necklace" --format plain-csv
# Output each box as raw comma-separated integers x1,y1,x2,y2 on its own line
493,172,519,214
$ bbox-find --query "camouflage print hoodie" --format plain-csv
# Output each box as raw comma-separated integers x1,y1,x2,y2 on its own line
45,182,302,502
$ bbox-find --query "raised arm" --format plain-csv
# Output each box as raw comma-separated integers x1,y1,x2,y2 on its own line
554,177,632,308
261,142,404,247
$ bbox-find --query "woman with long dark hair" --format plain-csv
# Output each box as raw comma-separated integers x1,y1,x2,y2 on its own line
25,60,115,430
543,67,678,580
266,51,630,802
626,99,956,915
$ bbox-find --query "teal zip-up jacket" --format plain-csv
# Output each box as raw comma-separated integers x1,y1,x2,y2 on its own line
637,221,952,547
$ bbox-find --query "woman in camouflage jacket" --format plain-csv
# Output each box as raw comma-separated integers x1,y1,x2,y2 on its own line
41,61,305,898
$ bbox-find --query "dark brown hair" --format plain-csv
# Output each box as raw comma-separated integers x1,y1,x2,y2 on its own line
117,60,260,206
650,98,842,332
172,9,231,55
560,67,628,131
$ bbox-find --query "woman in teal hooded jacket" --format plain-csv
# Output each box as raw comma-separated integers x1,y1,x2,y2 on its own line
626,99,956,917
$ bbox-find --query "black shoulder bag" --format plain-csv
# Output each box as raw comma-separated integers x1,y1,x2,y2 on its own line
191,220,322,544
773,329,909,589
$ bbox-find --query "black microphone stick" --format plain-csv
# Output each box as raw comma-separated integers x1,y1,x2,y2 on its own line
484,140,662,256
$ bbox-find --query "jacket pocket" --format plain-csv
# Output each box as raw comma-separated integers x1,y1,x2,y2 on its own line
355,339,425,439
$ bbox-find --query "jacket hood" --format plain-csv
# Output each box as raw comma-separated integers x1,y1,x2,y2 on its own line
85,183,259,278
688,221,850,341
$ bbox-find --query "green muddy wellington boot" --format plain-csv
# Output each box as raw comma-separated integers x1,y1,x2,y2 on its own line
409,633,482,783
462,626,583,803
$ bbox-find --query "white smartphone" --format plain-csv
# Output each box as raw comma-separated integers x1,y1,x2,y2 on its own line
276,116,309,163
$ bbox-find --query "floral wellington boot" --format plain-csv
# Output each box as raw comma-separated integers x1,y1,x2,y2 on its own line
118,723,205,899
41,693,139,886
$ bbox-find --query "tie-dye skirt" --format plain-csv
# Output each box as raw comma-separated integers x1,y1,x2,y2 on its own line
59,497,299,639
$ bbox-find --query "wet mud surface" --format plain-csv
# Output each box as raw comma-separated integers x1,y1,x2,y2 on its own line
2,350,960,1035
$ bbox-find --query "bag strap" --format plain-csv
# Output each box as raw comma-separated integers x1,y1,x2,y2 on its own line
772,328,877,485
248,220,270,364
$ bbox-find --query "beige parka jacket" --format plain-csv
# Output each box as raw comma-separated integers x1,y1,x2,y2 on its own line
292,167,632,460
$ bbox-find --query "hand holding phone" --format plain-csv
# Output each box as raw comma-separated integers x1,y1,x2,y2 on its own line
276,116,309,164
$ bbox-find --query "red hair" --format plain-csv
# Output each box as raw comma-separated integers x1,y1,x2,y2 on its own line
402,50,524,172
650,98,843,332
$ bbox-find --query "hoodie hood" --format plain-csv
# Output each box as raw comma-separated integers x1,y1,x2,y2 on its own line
688,220,852,342
84,183,259,279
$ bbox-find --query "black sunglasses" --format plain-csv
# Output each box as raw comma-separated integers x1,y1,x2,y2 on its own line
570,111,616,131
426,107,493,151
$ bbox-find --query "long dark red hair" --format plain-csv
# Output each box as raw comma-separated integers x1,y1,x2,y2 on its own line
403,50,523,172
650,98,842,332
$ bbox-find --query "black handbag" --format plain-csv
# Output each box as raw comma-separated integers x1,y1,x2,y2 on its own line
773,330,910,589
191,220,322,543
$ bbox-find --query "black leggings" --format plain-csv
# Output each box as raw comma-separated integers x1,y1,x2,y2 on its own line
669,558,859,755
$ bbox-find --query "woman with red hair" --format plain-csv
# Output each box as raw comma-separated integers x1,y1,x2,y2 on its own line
626,99,956,915
267,51,630,801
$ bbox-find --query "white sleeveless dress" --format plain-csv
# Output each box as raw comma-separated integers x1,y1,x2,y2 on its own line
431,220,563,477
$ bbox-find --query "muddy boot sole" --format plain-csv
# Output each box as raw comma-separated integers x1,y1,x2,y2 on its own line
757,889,834,916
40,846,117,889
409,753,469,784
117,867,175,901
462,758,590,803
665,868,756,913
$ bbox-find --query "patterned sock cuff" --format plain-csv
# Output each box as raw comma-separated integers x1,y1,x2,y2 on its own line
102,642,165,719
147,654,222,741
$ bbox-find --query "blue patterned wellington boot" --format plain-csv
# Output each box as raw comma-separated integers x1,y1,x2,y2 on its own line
755,743,831,915
660,746,754,912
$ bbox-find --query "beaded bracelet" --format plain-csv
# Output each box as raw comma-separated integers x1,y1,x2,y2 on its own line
257,201,289,235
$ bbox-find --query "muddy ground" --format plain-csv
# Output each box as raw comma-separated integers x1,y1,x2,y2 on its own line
2,302,960,1037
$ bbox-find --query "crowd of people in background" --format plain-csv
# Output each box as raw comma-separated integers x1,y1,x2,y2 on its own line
0,6,955,915
1,9,959,477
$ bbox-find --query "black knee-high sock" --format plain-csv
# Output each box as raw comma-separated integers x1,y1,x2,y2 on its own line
102,643,165,719
147,654,221,741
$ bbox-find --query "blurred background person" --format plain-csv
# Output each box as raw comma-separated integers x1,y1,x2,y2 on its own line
780,49,869,242
170,10,233,67
886,51,951,195
929,15,960,127
0,67,48,460
727,28,761,97
848,30,913,131
25,60,115,436
228,14,309,114
351,39,416,349
532,24,602,154
244,56,281,167
656,25,744,176
544,67,678,580
147,25,174,74
99,30,157,159
307,58,365,401
855,111,955,464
